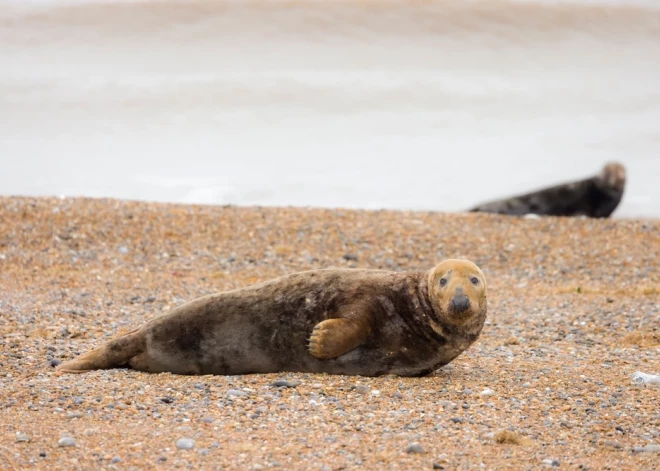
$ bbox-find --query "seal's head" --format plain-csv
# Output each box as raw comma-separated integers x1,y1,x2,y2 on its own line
598,162,626,192
427,259,487,328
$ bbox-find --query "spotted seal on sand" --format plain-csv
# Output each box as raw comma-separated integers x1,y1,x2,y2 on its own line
56,259,487,377
470,162,626,218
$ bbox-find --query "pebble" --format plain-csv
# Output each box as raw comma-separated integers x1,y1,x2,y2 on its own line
603,440,623,449
479,388,495,397
49,359,61,367
632,371,660,385
271,380,300,388
67,412,84,419
201,417,214,423
15,433,30,443
160,397,175,404
342,253,358,261
354,385,369,395
227,389,249,398
405,442,424,454
111,456,121,464
175,438,195,450
57,437,76,447
633,444,660,453
542,459,560,467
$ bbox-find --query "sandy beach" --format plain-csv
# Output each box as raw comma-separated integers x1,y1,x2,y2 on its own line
0,196,658,469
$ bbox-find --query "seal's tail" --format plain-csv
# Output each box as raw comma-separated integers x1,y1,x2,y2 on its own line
56,329,144,374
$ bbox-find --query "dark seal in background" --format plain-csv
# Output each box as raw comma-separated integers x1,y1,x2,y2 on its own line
470,162,626,218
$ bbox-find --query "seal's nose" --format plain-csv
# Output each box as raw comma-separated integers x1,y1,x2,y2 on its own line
450,295,471,314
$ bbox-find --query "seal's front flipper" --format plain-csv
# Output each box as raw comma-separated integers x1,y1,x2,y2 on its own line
308,317,371,359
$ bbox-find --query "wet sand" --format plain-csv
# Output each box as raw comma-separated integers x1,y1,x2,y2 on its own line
0,196,658,469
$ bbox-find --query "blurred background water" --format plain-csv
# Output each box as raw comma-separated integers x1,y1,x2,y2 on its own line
1,0,659,217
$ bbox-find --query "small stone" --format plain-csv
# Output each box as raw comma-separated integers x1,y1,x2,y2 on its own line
50,359,62,367
67,412,83,419
632,371,660,385
342,253,358,261
393,391,403,399
111,457,121,464
73,397,84,405
160,397,175,404
175,438,195,450
227,389,249,398
433,464,445,470
201,417,214,423
353,385,369,395
450,417,463,424
542,458,560,467
603,440,623,449
479,388,495,397
15,433,30,443
637,444,660,453
58,437,76,447
271,380,300,388
39,452,46,458
371,390,381,397
405,442,424,454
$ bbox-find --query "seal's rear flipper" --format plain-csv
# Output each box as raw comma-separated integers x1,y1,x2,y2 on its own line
56,330,144,374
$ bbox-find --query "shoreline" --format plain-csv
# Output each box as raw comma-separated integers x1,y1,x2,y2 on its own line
1,196,658,470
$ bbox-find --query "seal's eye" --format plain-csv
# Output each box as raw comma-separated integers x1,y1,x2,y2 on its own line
439,278,447,287
470,277,479,285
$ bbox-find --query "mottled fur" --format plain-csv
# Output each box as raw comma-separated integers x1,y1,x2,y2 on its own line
56,259,487,377
470,162,625,218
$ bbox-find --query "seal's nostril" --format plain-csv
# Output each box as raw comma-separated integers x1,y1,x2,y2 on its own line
450,295,470,314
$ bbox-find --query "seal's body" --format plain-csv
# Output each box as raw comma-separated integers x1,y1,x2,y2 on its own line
57,260,487,377
470,162,626,218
